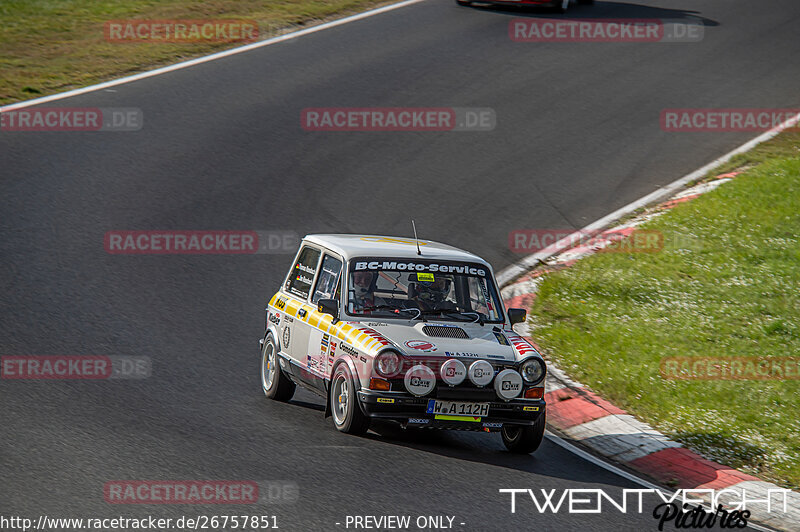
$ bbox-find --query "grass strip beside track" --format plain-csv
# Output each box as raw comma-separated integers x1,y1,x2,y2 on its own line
0,0,392,105
529,131,800,489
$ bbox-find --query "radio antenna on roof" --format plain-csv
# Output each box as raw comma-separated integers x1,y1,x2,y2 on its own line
411,220,422,255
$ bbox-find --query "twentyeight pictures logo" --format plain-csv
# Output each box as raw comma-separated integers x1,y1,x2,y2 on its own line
500,488,792,530
509,19,704,43
104,20,259,43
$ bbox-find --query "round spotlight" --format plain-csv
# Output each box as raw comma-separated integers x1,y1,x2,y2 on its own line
468,360,494,387
440,359,466,386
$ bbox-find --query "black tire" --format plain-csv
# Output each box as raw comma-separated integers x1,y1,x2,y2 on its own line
455,0,471,5
577,0,594,4
330,363,370,435
261,334,295,402
501,412,546,454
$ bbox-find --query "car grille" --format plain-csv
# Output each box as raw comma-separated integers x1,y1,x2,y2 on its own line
422,325,469,339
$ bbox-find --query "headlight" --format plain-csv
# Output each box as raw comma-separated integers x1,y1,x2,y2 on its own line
520,358,546,384
375,351,401,378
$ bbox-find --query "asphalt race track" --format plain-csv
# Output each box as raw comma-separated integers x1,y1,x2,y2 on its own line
2,0,800,530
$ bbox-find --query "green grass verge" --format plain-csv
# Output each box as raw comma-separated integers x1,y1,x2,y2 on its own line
529,131,800,489
0,0,391,105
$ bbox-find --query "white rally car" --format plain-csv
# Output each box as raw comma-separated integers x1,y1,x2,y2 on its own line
260,235,547,453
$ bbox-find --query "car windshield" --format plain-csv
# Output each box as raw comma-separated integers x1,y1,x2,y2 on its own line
345,258,504,323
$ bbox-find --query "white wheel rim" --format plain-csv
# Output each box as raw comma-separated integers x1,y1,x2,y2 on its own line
332,373,349,425
262,342,276,390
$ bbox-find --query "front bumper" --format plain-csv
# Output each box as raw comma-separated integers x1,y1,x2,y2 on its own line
357,389,545,431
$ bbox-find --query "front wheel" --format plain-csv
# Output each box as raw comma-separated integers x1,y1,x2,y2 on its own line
501,412,546,454
261,334,295,401
330,363,371,435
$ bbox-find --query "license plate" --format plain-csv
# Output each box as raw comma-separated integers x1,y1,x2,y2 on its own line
426,400,489,417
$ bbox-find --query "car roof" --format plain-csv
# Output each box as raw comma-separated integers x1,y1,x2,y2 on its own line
303,234,490,265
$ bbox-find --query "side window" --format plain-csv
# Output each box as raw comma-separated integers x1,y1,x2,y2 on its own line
286,246,321,299
311,255,343,304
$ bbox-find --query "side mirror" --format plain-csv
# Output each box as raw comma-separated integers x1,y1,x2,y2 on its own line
318,299,340,324
507,308,527,326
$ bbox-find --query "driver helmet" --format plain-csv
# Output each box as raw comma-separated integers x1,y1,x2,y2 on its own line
416,276,450,305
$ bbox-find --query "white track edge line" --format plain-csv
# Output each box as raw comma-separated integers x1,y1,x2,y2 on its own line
544,432,776,532
497,111,800,287
0,0,426,113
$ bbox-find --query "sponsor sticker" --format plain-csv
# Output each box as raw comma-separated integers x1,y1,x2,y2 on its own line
340,344,359,357
405,340,437,353
353,259,487,277
282,327,291,349
321,334,329,354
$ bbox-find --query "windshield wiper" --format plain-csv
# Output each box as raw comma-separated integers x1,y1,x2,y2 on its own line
459,311,485,326
419,309,484,325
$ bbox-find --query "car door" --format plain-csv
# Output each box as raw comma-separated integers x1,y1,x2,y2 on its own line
305,253,343,381
282,244,322,366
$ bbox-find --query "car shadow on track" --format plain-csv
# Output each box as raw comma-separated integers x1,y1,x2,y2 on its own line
463,1,719,27
359,420,636,486
282,394,642,487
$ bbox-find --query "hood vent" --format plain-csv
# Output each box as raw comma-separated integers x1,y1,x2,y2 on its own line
422,325,469,339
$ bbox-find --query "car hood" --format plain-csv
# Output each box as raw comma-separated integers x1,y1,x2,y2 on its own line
353,321,541,363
